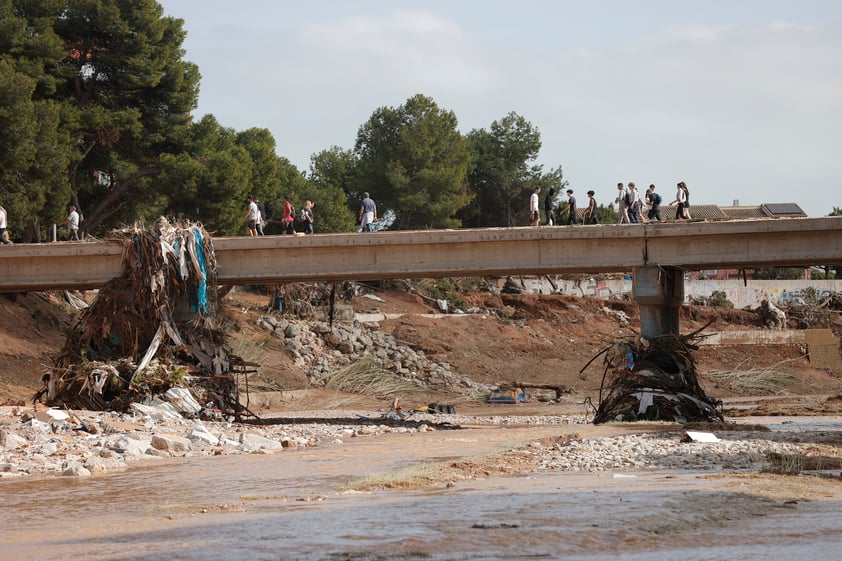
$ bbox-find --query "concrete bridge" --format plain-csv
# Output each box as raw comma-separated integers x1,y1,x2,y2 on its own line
2,217,841,338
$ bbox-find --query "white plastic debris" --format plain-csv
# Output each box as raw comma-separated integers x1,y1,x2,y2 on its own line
45,408,70,421
684,431,720,443
130,401,182,421
164,387,202,415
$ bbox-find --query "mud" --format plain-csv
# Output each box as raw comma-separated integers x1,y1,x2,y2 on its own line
2,419,842,561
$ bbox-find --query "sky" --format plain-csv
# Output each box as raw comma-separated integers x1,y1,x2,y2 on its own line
158,1,842,217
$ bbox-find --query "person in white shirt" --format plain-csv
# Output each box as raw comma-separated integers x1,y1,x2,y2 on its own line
61,205,80,240
669,183,689,220
615,183,630,224
0,204,11,244
627,182,641,223
243,196,260,236
529,186,541,226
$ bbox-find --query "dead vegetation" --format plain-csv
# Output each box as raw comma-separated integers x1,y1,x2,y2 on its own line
35,219,252,418
705,359,803,395
592,329,724,424
322,357,430,399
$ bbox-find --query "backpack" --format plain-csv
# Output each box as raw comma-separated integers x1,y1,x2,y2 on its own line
652,192,662,205
624,190,633,207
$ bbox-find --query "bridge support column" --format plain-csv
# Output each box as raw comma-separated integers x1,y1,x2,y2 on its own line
632,266,684,339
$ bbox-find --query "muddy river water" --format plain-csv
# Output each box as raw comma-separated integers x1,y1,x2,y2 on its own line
2,421,842,561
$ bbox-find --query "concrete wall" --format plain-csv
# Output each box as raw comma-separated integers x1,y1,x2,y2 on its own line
520,277,842,309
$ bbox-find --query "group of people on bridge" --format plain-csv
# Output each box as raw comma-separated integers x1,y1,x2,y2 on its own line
243,195,314,236
530,181,694,227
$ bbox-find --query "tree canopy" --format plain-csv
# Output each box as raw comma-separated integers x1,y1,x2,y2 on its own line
0,0,200,237
461,112,564,227
354,94,472,230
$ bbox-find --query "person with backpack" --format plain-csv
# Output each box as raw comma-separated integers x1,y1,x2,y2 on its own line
302,200,314,234
615,183,631,224
646,184,663,222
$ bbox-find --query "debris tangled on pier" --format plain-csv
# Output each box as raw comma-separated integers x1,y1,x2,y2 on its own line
35,218,251,418
591,329,723,424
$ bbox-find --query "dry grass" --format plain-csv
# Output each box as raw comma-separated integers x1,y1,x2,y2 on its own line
341,460,463,491
323,356,427,399
705,358,802,395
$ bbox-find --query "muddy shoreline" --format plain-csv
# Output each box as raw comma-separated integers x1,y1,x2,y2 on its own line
2,400,842,560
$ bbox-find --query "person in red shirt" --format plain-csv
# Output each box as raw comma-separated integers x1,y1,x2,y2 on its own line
282,196,294,234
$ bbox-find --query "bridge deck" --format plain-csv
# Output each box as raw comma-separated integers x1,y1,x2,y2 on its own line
1,217,841,292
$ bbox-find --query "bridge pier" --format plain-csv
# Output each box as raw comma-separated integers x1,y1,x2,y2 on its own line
632,266,684,339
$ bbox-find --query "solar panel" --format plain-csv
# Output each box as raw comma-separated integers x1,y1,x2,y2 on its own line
763,203,805,216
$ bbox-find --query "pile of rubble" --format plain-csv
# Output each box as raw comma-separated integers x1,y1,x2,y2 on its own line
255,314,487,394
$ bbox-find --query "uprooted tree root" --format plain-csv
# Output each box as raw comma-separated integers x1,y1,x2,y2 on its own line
590,329,724,425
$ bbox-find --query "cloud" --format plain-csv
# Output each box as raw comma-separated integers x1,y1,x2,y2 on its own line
297,11,499,97
768,20,820,33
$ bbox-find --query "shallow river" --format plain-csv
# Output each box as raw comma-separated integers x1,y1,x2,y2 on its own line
2,421,842,561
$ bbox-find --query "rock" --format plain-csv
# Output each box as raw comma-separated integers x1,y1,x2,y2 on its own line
84,456,128,474
62,463,92,477
40,442,59,456
151,434,192,453
189,426,220,446
333,305,355,321
0,430,27,449
144,447,169,458
113,436,151,457
239,432,283,452
312,322,331,334
284,324,301,338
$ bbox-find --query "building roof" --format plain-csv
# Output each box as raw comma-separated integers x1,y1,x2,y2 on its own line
585,202,807,224
663,204,728,222
722,206,770,219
